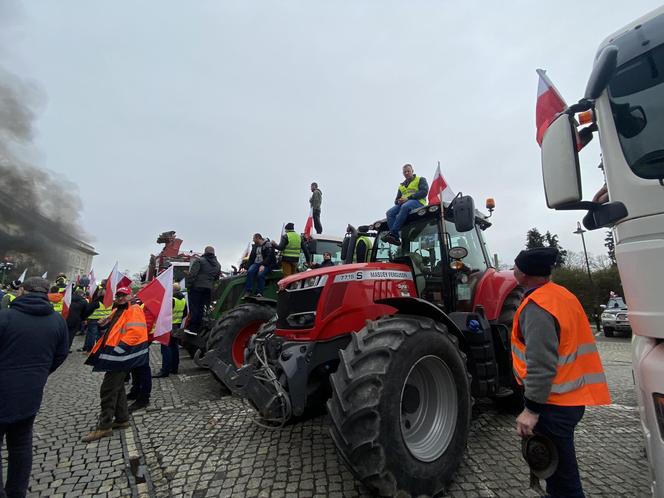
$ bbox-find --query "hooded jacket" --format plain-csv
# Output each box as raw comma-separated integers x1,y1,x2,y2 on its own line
0,293,69,423
186,253,222,290
66,293,97,332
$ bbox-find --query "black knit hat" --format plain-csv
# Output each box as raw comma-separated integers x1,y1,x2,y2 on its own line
21,277,51,293
285,222,295,230
515,247,558,276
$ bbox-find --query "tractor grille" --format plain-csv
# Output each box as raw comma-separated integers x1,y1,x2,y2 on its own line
277,287,323,330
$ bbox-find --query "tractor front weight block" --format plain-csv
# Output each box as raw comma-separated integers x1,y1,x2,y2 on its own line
207,354,290,423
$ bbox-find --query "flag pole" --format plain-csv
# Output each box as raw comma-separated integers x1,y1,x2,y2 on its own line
438,161,448,245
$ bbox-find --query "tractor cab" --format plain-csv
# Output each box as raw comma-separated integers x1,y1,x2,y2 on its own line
345,196,494,314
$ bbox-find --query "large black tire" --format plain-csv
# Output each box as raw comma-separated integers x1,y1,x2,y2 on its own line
327,315,471,497
494,287,525,413
206,304,276,385
603,327,614,338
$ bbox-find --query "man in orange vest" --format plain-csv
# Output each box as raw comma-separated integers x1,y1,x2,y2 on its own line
81,287,149,443
511,247,611,497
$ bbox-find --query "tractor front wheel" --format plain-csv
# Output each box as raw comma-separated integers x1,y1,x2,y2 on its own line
206,304,276,385
327,315,471,497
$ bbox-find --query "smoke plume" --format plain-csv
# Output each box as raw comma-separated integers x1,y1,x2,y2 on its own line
0,64,90,278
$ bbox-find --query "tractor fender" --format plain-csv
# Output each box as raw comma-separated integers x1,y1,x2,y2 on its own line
375,297,462,338
472,269,519,321
243,296,277,307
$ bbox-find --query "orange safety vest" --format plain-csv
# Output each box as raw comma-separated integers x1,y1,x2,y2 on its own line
48,293,64,313
87,304,149,371
511,282,611,407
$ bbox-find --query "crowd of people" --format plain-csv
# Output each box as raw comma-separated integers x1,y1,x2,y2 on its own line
0,168,612,498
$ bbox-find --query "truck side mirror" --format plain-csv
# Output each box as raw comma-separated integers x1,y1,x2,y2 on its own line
541,113,582,208
451,195,475,233
341,225,357,264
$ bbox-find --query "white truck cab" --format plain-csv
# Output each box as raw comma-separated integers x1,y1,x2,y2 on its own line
540,7,664,496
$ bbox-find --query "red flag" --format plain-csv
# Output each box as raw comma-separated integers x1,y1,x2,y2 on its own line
61,284,72,319
535,69,567,146
304,208,314,237
428,162,455,205
137,266,173,346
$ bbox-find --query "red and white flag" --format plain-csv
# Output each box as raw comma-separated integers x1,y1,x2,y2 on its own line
103,262,122,308
428,162,455,204
62,283,72,319
137,266,173,346
88,269,97,299
535,68,567,146
304,209,314,237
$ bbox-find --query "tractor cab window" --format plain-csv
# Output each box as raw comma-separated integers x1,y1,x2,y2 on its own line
445,224,489,273
399,220,443,274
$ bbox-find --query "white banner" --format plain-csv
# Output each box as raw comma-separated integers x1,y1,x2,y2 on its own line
333,270,413,283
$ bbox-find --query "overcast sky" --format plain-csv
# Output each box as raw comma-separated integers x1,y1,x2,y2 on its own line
2,0,661,275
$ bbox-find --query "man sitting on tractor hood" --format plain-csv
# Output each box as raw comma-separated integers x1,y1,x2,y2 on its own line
382,163,428,246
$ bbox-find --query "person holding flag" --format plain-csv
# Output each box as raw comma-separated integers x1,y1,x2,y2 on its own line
382,163,428,246
82,286,150,443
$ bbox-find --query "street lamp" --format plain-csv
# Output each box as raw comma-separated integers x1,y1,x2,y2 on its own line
573,221,599,329
573,221,593,283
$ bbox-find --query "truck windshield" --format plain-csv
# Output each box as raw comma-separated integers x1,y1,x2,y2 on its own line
306,239,343,266
609,42,664,180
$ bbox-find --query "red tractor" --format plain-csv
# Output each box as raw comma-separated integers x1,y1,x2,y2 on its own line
209,195,522,497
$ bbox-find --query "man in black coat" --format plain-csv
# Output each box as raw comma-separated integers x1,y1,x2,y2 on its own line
66,289,96,352
185,246,221,335
243,233,277,297
0,277,69,498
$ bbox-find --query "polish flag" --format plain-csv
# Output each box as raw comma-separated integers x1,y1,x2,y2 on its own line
137,266,173,346
103,263,122,308
61,283,72,319
17,268,27,283
428,162,455,205
304,209,314,237
88,269,97,299
535,69,567,146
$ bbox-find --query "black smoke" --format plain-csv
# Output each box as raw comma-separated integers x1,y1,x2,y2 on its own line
0,64,90,278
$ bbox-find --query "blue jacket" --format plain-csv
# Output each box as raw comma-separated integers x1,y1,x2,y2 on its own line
0,293,69,423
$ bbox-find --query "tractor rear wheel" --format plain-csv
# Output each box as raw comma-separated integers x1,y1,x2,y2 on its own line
206,303,276,385
494,287,525,413
327,315,471,497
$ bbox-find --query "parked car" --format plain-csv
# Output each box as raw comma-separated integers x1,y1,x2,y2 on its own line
600,296,631,337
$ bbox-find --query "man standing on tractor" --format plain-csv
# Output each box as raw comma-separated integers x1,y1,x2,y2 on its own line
243,233,276,298
185,246,221,336
511,247,611,497
309,182,323,234
273,223,309,277
382,163,428,246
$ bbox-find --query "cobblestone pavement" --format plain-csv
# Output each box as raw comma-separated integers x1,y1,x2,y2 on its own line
3,334,650,497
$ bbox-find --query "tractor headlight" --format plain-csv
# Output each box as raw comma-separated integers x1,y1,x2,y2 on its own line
287,275,327,291
288,280,303,291
286,311,316,328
